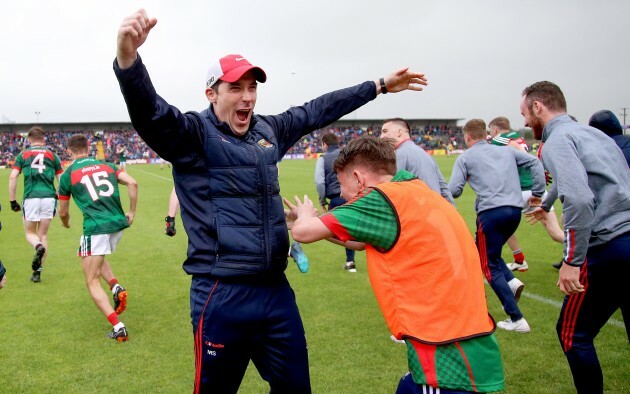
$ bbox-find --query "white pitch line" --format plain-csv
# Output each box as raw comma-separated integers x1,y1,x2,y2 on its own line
128,166,173,182
522,291,626,329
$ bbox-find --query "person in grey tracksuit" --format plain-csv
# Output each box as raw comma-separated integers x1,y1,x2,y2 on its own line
449,119,545,334
521,81,630,394
380,118,455,205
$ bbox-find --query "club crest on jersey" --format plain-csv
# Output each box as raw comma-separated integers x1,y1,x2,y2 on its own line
257,139,274,149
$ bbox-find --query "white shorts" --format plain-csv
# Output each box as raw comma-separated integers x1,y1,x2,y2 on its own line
521,190,554,213
23,198,56,221
77,231,124,257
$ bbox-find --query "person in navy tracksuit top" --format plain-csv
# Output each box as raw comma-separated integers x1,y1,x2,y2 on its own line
522,81,630,394
114,9,428,393
314,133,357,272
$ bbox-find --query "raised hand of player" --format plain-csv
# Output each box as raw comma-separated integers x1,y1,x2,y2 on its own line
117,9,158,69
282,197,299,228
293,195,318,219
557,264,584,295
381,68,428,94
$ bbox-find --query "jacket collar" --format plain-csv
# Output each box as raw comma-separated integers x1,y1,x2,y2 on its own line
395,138,412,149
542,114,572,143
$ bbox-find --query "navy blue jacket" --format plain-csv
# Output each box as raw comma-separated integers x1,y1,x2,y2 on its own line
322,145,342,198
611,134,630,168
114,56,377,277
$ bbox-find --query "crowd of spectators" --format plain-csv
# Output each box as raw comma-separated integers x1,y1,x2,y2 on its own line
287,124,465,154
0,132,24,165
1,124,464,166
0,129,158,166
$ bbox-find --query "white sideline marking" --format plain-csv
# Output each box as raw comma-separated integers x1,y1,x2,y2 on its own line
128,167,173,182
522,291,626,329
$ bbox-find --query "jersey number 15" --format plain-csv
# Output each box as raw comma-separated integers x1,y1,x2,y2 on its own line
80,171,114,201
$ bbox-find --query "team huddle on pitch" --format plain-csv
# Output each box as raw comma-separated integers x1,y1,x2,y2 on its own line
4,8,628,394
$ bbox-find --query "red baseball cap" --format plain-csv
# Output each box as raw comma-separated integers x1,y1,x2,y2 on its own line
206,54,267,88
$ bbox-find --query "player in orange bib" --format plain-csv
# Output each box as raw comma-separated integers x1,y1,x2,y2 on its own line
289,137,504,393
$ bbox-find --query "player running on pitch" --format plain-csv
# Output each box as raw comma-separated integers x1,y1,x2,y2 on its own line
58,134,137,342
9,126,63,282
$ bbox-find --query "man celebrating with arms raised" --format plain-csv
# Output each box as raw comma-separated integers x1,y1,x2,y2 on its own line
114,8,428,393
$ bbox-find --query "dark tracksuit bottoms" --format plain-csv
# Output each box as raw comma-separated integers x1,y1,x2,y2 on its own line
475,206,523,322
557,232,630,394
191,275,311,394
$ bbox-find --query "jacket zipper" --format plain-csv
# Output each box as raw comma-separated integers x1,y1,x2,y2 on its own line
213,216,220,263
253,142,270,267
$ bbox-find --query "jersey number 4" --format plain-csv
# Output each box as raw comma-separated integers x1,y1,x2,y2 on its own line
30,153,46,174
80,171,114,201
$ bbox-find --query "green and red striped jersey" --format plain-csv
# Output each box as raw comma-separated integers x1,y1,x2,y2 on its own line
13,145,63,199
491,131,533,190
58,157,129,236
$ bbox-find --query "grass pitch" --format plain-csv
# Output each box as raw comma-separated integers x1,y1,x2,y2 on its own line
0,158,627,393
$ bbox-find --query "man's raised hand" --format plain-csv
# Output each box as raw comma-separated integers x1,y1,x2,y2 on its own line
117,9,158,69
381,68,428,94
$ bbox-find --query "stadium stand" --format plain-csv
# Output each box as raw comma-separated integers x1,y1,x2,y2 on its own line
0,120,464,166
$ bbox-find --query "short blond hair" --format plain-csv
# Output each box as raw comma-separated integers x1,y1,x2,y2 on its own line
463,119,487,140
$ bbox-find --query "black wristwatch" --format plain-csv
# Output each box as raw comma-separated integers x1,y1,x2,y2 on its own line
379,77,388,94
